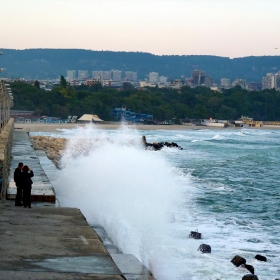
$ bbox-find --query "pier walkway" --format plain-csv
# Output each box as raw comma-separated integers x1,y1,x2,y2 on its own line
7,130,56,203
1,130,154,279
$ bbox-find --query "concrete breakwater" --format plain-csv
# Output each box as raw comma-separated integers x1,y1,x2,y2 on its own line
0,202,153,279
6,132,154,279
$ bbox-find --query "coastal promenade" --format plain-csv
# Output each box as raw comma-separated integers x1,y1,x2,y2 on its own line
1,130,154,279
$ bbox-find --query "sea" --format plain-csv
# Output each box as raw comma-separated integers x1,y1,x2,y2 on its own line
31,124,280,280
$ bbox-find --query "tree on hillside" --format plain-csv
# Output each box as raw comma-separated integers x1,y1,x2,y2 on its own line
60,75,67,88
34,80,40,89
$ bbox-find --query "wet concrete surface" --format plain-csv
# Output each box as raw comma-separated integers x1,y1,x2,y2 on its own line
7,131,56,202
0,201,124,279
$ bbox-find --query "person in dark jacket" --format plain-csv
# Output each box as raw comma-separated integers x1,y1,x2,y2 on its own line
22,165,34,208
14,162,24,206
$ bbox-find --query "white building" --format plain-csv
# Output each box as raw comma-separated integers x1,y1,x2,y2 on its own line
149,72,159,83
78,70,88,80
125,71,137,81
232,79,246,89
112,70,122,81
159,76,168,83
92,71,103,80
103,71,111,80
66,70,76,81
221,78,231,88
262,72,280,90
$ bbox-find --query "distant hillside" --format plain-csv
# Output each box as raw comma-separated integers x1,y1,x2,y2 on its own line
0,48,280,83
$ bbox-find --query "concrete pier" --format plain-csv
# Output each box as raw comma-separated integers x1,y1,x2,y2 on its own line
0,203,124,279
2,130,154,279
7,131,56,202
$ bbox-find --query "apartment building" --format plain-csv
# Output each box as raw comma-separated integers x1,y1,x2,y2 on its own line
191,70,213,87
66,70,76,81
262,72,280,90
92,71,103,80
232,79,246,89
125,71,137,81
78,70,88,80
112,70,122,81
221,78,231,88
149,72,159,83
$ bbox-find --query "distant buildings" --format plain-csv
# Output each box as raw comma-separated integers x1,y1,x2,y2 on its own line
92,71,103,80
149,72,159,83
232,79,246,89
78,70,88,80
111,107,153,123
262,72,280,90
125,71,137,82
112,70,122,81
159,76,168,83
221,78,231,88
64,67,280,92
247,82,262,91
66,70,76,81
186,70,213,87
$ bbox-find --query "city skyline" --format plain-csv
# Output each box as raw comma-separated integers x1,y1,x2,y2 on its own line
1,0,280,58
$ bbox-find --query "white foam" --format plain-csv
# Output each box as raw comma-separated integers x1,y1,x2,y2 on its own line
48,125,280,280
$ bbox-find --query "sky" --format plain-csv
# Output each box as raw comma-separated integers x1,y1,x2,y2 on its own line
1,0,280,58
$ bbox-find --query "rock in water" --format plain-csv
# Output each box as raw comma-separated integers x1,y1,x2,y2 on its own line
231,255,246,267
197,244,211,253
255,254,267,262
242,274,259,280
243,264,254,274
189,230,202,239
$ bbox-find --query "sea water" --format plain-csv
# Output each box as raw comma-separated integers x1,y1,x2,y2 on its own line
31,125,280,280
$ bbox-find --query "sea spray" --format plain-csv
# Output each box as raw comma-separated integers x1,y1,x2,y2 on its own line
55,125,192,278
50,126,280,280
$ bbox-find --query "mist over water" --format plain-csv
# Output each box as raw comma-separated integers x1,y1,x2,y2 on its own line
48,125,280,280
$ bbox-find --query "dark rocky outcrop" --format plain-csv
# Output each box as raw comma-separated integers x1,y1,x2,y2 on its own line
189,230,202,239
242,264,254,274
142,136,183,151
231,255,246,267
255,254,267,262
197,244,211,253
242,274,259,280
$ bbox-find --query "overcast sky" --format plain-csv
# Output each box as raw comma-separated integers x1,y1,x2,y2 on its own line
1,0,280,58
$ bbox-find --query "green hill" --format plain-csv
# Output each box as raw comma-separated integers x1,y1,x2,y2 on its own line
1,48,280,83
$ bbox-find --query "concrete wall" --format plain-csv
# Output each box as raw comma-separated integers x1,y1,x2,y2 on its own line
0,118,14,200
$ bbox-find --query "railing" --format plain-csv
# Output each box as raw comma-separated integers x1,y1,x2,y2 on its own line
0,80,14,131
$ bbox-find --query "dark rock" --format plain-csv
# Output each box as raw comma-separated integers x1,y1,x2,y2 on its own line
189,230,202,239
198,244,211,253
142,136,183,151
242,274,259,280
255,254,267,262
231,255,246,267
242,264,254,274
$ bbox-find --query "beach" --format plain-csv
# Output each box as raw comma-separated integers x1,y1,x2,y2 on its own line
14,122,265,133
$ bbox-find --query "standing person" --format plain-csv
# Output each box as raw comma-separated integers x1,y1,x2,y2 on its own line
14,162,24,206
22,165,34,208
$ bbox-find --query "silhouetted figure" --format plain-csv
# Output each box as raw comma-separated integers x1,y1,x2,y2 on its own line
22,165,34,208
14,162,24,206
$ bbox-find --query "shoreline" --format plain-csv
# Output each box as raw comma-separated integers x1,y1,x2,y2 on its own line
14,122,279,133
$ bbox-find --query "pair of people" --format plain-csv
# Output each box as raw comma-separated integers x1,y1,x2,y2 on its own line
14,162,34,208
